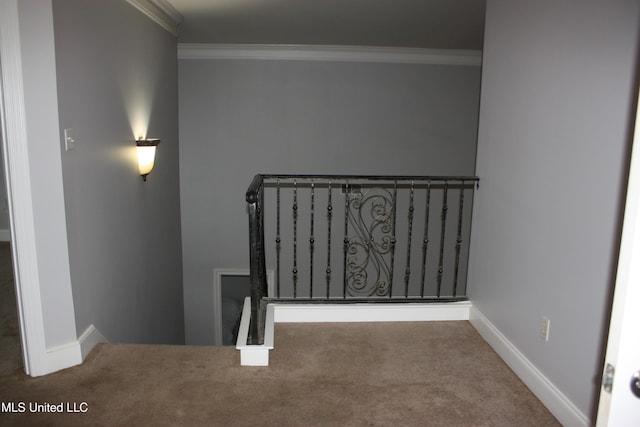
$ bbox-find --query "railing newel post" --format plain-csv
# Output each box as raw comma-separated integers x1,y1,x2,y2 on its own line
246,174,268,345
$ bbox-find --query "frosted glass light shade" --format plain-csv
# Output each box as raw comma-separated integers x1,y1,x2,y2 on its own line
136,138,160,181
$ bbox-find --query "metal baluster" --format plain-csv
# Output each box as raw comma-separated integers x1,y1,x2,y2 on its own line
343,180,349,299
453,181,465,297
326,181,332,298
437,182,448,298
276,179,281,298
389,181,397,298
292,180,298,299
420,181,431,298
309,181,315,298
404,181,415,297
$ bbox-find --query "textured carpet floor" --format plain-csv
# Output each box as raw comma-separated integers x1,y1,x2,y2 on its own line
0,321,560,426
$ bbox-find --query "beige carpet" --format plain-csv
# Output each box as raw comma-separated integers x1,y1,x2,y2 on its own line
0,321,560,426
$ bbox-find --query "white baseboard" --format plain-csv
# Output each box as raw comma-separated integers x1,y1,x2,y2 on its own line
469,306,589,427
45,340,82,374
41,324,107,375
272,301,471,323
0,229,10,241
78,324,108,361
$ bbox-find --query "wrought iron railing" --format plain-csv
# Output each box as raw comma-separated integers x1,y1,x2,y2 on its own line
245,174,479,344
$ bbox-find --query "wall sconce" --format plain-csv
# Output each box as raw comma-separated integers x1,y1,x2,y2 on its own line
136,138,160,181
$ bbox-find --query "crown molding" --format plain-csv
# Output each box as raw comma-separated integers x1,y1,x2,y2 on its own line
178,44,482,66
127,0,182,36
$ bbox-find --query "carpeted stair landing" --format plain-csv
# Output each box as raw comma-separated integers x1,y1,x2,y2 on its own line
0,322,560,426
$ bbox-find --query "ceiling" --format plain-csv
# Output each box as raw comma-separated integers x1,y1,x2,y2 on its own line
166,0,486,50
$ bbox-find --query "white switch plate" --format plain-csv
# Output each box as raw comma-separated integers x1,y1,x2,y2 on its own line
64,128,75,151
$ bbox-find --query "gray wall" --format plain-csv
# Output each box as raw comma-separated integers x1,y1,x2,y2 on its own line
179,58,481,344
468,0,639,418
53,0,184,344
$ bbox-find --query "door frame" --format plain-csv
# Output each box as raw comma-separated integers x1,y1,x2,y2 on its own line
596,90,640,425
0,0,50,376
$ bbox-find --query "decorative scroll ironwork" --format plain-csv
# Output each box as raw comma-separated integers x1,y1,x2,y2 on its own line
344,186,396,297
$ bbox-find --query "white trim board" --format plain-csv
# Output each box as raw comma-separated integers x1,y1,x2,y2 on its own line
178,44,482,66
236,297,274,366
42,324,107,374
126,0,182,36
273,301,472,323
0,0,48,377
45,340,81,374
469,306,589,427
78,324,108,361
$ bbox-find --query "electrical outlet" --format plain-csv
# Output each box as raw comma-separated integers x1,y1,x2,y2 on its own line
540,317,550,342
